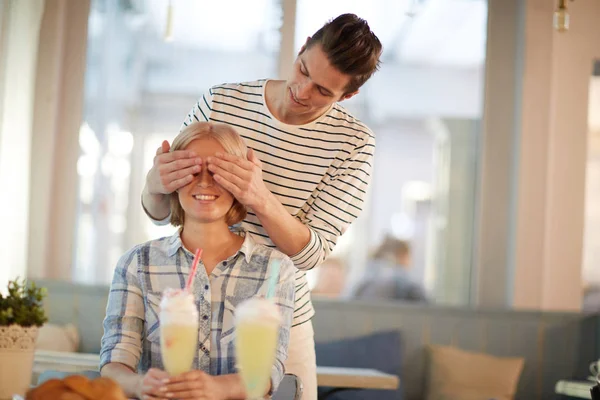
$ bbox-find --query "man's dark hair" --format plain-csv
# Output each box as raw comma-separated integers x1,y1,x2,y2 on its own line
306,13,383,94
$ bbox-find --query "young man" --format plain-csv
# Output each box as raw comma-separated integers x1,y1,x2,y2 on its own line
141,13,382,399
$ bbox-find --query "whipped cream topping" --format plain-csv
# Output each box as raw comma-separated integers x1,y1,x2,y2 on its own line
159,288,198,326
235,297,281,326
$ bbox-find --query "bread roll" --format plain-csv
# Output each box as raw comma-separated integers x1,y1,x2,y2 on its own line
26,375,127,400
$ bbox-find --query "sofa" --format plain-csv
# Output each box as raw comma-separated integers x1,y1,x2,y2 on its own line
33,279,600,400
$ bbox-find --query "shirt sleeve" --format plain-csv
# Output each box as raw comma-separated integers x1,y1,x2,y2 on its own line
270,255,296,393
100,248,145,372
145,88,215,226
180,88,213,129
290,133,375,271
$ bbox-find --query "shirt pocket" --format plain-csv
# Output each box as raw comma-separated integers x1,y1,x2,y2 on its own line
220,297,237,346
145,291,163,341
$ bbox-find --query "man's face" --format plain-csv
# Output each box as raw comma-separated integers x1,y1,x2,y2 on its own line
284,43,358,120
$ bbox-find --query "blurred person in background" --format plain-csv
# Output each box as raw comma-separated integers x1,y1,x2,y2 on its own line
348,235,428,302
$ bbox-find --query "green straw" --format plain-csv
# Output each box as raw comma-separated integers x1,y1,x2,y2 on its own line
266,259,281,300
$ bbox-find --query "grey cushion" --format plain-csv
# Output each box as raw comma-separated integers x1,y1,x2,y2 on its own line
315,330,402,400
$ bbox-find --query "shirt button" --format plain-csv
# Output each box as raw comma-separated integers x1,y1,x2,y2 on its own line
203,315,208,320
204,285,209,290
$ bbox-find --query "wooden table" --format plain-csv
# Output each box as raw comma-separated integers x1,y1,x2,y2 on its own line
555,379,596,399
316,366,400,399
33,351,400,399
33,350,100,384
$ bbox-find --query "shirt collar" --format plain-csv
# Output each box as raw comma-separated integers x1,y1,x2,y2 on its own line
166,229,183,257
166,228,255,263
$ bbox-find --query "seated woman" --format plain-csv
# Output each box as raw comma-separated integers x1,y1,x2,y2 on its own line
100,122,295,400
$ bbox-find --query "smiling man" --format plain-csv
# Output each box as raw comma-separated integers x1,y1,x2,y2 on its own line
141,13,382,399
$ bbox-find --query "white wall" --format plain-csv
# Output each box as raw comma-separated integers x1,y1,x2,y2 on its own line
0,0,44,289
584,128,600,285
476,0,600,310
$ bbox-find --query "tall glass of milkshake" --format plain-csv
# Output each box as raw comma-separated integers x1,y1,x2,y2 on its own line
160,289,199,376
234,298,281,399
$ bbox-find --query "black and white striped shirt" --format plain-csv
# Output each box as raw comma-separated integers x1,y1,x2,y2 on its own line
179,80,375,326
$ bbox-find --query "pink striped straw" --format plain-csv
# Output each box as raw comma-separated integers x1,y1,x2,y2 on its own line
185,248,203,292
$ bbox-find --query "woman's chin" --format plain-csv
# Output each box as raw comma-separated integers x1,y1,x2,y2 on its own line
184,212,226,225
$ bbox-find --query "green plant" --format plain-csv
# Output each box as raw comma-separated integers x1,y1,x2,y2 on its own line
0,278,47,327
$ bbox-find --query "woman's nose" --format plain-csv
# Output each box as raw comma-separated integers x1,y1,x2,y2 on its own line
196,168,213,187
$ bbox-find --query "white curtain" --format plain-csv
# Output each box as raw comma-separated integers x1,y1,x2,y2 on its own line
0,0,45,289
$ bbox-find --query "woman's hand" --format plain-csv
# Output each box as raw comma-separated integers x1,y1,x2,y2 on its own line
162,370,227,400
136,368,170,400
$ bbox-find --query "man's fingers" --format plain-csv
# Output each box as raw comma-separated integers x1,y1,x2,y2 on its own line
213,174,242,197
247,148,262,168
166,175,194,193
155,150,200,166
207,158,249,180
212,152,253,170
209,165,245,189
165,165,200,182
158,157,201,177
160,140,171,155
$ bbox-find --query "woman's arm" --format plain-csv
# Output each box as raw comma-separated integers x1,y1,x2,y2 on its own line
101,363,142,398
100,249,148,397
102,363,170,399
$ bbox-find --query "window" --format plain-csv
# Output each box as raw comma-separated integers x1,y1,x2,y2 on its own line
297,0,488,305
73,0,489,307
583,66,600,311
74,0,282,283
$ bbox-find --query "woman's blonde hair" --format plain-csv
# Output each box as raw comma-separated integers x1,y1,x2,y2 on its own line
169,122,248,227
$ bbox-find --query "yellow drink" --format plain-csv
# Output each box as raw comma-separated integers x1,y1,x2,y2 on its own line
159,288,199,376
236,321,279,398
235,298,281,399
160,323,198,376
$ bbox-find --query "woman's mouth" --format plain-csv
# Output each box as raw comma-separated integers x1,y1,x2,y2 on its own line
193,194,218,201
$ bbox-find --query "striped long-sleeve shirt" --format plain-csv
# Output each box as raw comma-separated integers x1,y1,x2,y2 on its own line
154,79,375,326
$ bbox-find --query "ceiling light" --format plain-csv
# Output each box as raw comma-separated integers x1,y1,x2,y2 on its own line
554,0,572,32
